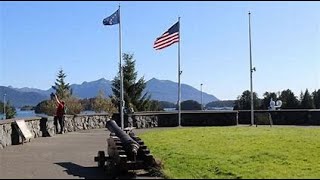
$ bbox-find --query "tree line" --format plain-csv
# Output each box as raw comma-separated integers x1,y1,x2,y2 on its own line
0,101,16,119
234,89,320,110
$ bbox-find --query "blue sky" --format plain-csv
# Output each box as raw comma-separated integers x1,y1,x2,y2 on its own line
1,1,319,100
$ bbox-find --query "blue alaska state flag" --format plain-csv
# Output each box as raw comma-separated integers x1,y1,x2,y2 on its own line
103,9,120,25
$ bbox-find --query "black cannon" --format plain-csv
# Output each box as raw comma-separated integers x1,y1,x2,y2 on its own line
94,120,156,175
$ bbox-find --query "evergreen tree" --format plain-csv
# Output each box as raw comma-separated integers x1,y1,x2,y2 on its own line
300,89,315,109
111,53,151,112
312,89,320,109
233,90,260,110
35,68,83,115
0,101,16,119
279,89,300,109
52,69,72,99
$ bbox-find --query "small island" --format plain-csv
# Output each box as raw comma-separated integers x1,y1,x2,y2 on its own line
20,105,35,111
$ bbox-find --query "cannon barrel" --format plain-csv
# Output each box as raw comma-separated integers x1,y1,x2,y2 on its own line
95,120,156,174
106,120,140,156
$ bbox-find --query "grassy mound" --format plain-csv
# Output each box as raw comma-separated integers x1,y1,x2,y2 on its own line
139,126,320,179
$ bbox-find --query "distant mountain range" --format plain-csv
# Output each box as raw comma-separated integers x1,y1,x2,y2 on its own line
146,78,218,104
0,86,48,108
0,78,219,107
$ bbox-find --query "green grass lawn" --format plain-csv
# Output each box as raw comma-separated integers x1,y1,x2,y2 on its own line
139,126,320,179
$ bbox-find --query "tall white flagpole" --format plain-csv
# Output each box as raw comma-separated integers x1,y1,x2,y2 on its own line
178,17,181,127
119,5,124,130
248,11,255,126
3,93,6,120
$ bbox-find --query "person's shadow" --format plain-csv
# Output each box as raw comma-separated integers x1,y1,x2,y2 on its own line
54,162,110,179
54,162,142,179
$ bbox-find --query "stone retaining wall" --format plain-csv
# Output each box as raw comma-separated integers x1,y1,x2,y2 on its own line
113,110,320,128
2,110,319,149
63,114,109,132
113,111,239,128
0,113,109,149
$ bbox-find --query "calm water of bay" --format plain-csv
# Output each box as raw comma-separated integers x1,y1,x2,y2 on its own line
0,109,96,120
0,107,233,120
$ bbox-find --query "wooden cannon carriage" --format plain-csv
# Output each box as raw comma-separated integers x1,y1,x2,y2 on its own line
94,120,156,175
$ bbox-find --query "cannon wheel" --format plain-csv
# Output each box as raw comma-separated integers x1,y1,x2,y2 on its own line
105,159,114,175
97,151,106,168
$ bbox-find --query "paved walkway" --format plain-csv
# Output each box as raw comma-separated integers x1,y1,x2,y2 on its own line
0,128,164,179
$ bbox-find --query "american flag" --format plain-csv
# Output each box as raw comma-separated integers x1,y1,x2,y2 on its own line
154,21,179,50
